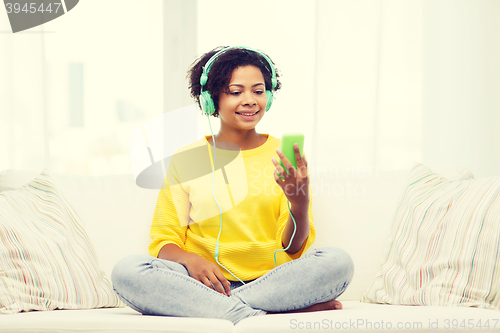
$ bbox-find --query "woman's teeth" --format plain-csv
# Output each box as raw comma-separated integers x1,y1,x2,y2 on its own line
236,111,259,116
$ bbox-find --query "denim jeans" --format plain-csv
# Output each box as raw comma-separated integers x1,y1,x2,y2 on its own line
111,246,354,325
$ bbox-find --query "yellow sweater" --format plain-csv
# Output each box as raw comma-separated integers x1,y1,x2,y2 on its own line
149,134,316,281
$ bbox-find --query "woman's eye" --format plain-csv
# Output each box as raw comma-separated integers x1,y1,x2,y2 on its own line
229,91,263,95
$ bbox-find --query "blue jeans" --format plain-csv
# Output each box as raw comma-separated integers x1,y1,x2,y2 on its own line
111,246,354,325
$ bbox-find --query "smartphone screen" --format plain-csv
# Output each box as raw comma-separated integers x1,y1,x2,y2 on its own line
279,133,305,176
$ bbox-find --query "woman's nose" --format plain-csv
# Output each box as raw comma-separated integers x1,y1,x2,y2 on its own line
242,92,256,106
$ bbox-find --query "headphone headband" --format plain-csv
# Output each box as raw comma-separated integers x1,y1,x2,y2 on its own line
200,46,277,90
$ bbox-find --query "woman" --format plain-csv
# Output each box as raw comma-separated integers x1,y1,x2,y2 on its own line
112,46,354,324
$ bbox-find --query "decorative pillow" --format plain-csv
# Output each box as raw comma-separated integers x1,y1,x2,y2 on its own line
0,170,124,313
362,163,500,310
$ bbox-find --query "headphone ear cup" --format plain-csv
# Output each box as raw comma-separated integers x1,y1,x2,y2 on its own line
265,90,274,112
199,91,215,116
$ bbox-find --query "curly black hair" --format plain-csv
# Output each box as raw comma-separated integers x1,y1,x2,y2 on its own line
186,46,282,118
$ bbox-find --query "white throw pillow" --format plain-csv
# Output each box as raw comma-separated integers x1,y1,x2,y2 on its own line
0,170,124,313
362,163,500,310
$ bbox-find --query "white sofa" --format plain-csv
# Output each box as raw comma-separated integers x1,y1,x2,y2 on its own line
1,166,500,333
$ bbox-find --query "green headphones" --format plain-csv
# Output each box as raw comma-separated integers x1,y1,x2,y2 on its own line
199,46,277,116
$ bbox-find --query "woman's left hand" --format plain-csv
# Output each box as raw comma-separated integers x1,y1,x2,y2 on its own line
272,144,310,207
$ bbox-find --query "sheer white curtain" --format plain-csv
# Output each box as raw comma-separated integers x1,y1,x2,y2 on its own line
422,0,500,178
1,0,499,178
0,0,163,175
0,23,47,170
313,0,423,174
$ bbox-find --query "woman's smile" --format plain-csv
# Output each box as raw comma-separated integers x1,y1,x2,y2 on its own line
236,110,260,119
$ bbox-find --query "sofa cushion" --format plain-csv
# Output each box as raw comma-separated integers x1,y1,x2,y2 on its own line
0,170,123,313
362,163,500,309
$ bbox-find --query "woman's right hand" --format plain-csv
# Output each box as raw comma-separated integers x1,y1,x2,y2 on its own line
157,244,232,296
183,254,232,296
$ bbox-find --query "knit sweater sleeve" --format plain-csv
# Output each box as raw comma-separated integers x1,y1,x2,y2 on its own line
148,159,190,257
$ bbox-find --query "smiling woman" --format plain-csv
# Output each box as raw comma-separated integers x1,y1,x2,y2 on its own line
111,46,354,325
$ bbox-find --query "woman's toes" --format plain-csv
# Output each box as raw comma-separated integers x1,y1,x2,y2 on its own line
332,300,342,310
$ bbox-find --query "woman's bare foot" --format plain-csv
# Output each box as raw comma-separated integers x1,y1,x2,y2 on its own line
266,300,342,315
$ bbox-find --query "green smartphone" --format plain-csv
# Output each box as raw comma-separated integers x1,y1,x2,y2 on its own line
279,133,305,179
